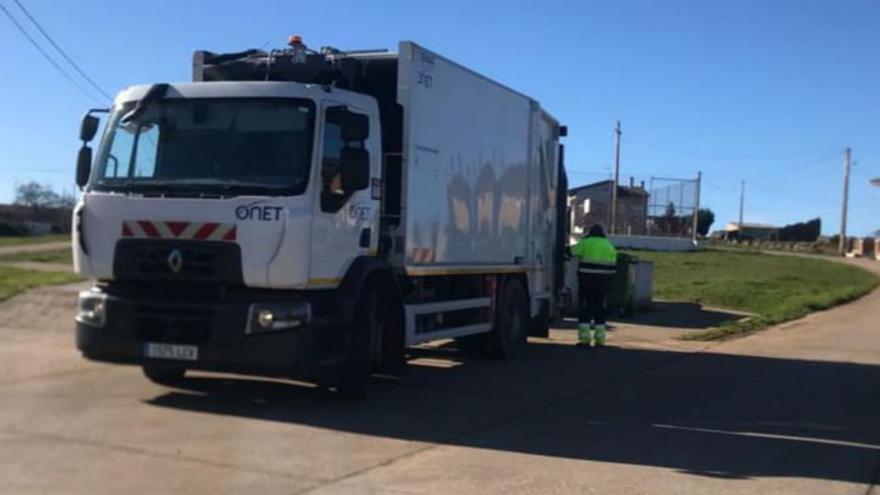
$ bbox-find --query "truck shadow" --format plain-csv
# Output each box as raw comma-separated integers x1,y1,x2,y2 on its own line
145,340,880,485
619,302,747,329
554,301,745,331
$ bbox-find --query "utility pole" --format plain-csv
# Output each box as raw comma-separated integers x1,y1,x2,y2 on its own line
692,171,702,243
839,147,851,255
610,120,621,234
738,180,745,229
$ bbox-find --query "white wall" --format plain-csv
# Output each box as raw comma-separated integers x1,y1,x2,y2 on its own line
608,234,699,252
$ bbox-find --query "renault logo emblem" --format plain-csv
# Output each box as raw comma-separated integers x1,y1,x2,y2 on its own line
167,249,184,274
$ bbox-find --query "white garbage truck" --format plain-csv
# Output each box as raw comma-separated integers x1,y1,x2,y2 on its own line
73,38,569,398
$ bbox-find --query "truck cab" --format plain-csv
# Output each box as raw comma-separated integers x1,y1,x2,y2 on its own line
75,79,389,392
76,81,380,289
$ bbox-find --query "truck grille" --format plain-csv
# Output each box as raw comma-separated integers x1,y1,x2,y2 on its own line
135,303,213,345
114,239,243,284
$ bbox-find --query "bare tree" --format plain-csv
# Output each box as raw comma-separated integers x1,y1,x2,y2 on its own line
14,182,60,211
56,191,76,209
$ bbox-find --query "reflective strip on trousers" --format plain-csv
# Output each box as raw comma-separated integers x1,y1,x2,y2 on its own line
578,268,615,274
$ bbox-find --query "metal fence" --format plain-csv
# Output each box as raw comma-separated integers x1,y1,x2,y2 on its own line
646,175,701,239
567,173,702,241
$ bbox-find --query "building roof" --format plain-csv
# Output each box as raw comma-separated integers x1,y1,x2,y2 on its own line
569,179,649,197
724,222,780,232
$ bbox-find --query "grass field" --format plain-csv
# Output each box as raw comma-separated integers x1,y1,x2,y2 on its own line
0,266,81,302
0,234,69,247
0,249,72,265
626,249,879,340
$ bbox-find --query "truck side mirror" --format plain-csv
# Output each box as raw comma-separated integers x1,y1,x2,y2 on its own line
80,114,100,142
76,109,108,189
340,112,369,141
340,148,370,192
76,146,92,188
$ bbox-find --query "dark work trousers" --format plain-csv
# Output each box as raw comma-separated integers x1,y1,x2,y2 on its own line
578,272,612,326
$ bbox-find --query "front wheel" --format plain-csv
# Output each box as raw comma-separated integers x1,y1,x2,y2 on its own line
337,278,392,400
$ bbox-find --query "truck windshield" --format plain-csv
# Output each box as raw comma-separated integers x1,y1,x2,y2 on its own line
93,98,315,196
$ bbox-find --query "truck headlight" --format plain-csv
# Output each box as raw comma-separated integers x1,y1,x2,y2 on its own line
76,290,107,327
247,302,311,334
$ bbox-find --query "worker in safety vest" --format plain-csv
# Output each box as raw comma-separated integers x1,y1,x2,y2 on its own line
570,224,617,347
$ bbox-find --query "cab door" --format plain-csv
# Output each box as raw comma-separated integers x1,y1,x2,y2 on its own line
307,100,380,288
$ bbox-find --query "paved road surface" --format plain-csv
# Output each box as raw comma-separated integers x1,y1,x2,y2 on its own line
0,261,877,494
0,240,72,272
0,241,69,256
0,261,73,273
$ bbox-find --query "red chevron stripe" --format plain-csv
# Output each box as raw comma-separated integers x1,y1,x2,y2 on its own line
138,221,160,238
121,220,237,242
166,221,189,237
194,223,218,240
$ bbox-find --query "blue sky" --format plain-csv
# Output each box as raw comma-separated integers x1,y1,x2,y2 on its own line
1,0,878,235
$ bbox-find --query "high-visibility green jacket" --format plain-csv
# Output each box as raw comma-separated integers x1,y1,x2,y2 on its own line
571,236,618,275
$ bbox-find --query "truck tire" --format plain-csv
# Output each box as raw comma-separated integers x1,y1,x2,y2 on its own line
483,278,528,359
528,300,550,338
337,277,386,400
376,292,406,376
142,365,186,386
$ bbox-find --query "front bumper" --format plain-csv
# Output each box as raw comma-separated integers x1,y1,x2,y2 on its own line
76,285,337,378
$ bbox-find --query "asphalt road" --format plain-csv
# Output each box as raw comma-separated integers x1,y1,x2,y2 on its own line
0,241,72,273
0,241,69,256
0,261,878,494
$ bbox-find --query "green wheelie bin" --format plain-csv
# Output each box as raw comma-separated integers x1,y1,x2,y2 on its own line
608,252,637,317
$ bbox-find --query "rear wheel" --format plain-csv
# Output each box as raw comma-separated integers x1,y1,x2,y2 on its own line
142,365,186,386
528,300,551,338
482,278,529,359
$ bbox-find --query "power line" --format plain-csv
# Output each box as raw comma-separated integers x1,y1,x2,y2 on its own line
6,167,68,173
627,140,842,163
0,1,104,104
12,0,112,101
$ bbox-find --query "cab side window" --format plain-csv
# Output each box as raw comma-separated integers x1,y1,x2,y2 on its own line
320,107,367,212
321,110,347,212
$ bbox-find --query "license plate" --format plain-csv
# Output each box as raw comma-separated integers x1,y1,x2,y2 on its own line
144,343,198,361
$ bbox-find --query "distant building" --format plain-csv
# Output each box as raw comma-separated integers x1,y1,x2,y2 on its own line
569,179,649,236
723,222,779,241
847,237,878,259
